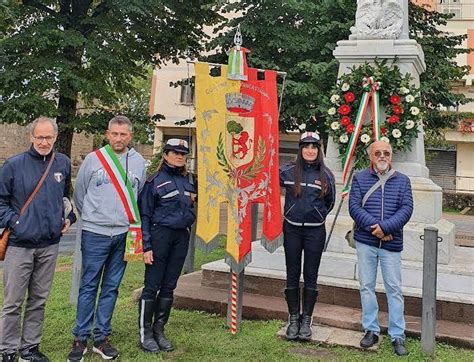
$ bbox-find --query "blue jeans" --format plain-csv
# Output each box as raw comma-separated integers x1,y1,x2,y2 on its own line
356,242,405,341
72,230,127,342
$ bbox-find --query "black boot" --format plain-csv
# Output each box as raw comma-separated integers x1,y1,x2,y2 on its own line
298,288,318,341
284,288,300,340
139,299,159,352
153,296,174,352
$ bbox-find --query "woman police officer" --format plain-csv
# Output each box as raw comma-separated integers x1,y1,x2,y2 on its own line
137,138,196,352
279,132,336,341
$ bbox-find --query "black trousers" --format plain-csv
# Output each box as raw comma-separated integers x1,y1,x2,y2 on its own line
283,221,326,289
141,225,189,300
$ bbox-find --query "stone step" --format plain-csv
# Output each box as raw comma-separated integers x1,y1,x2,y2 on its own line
201,259,473,324
174,271,474,348
277,324,384,351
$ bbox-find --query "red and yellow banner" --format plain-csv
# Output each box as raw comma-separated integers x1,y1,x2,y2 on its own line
195,62,282,272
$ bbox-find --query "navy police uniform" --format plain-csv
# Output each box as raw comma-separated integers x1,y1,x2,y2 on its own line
280,163,335,289
137,138,196,353
138,163,197,300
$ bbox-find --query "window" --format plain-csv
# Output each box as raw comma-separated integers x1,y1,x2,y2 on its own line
179,84,195,105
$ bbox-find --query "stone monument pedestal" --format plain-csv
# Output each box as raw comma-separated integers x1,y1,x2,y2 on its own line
325,38,456,266
203,38,474,309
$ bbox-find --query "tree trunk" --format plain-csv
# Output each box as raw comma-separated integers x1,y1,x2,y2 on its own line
55,94,77,157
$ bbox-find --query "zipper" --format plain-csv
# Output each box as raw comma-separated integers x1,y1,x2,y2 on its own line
284,203,296,217
313,206,324,221
379,183,385,249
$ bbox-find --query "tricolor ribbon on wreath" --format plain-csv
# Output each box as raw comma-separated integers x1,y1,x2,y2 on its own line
341,76,382,197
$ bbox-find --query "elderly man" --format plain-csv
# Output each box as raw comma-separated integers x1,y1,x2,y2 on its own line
349,140,413,356
68,115,146,362
0,117,76,362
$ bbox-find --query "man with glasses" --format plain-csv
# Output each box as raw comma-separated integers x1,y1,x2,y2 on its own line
348,140,413,356
67,115,146,362
0,117,76,362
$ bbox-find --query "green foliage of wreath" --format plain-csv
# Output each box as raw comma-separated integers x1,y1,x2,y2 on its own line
323,60,424,169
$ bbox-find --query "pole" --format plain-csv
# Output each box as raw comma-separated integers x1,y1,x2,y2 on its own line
183,220,197,274
69,219,83,305
251,203,259,242
324,167,355,251
421,227,442,356
227,269,245,335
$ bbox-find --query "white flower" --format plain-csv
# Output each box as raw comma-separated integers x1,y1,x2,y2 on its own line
360,134,371,144
405,120,415,129
405,95,415,103
392,129,402,138
381,136,390,143
328,107,336,115
400,86,410,94
298,123,306,131
330,94,340,103
339,134,349,143
341,83,350,91
410,106,420,116
331,121,340,130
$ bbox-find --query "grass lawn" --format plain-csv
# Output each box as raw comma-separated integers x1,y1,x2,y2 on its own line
1,244,473,361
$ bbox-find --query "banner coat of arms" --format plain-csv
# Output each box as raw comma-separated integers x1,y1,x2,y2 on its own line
195,62,283,273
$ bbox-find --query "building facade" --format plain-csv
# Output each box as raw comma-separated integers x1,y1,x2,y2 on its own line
149,1,473,191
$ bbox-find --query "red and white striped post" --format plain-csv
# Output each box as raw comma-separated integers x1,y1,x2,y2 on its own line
227,269,244,335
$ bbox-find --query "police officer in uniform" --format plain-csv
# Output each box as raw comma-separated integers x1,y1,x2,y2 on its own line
137,138,196,353
280,132,336,341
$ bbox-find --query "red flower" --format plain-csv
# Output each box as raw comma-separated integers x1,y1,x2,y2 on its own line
381,126,387,135
344,92,355,103
340,116,351,126
392,105,403,115
338,104,351,115
346,124,355,133
388,115,400,124
390,94,401,104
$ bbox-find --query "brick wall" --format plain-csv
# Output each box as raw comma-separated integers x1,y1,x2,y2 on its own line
70,132,94,176
0,124,94,176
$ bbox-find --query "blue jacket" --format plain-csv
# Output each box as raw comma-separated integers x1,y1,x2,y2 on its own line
0,147,76,248
348,167,413,252
138,163,197,252
280,163,336,226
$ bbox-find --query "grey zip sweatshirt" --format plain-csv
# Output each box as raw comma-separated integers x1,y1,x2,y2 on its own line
73,147,147,236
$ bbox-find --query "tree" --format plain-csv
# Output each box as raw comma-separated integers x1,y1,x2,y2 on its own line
209,0,357,137
209,1,471,137
0,0,222,156
409,3,472,139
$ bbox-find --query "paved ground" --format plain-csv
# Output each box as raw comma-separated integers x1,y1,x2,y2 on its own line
442,213,474,246
0,224,77,269
0,212,472,270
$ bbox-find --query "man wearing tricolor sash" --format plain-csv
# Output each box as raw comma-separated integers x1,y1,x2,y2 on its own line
68,116,146,361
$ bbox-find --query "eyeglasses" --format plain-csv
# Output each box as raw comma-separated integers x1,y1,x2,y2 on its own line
374,150,391,158
33,136,55,143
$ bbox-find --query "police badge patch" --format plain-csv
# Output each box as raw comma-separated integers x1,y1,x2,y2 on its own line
54,172,63,182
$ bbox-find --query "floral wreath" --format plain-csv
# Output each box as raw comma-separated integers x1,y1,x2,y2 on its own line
324,60,424,170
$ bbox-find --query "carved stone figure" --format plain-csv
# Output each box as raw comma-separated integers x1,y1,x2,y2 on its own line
350,0,404,40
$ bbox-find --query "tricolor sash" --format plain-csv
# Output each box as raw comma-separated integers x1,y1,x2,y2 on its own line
95,145,143,261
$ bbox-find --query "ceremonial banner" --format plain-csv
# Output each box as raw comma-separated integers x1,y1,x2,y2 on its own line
195,62,282,273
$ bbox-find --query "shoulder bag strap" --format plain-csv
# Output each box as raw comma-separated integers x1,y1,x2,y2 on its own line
19,152,56,215
361,168,396,207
